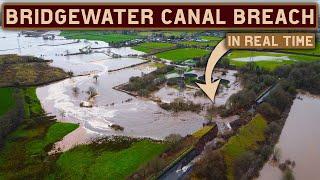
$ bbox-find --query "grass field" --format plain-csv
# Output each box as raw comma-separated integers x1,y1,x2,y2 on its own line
0,88,14,116
132,42,176,53
200,36,223,41
136,31,154,37
221,114,267,180
178,41,219,48
156,48,209,63
55,139,167,180
227,50,320,70
60,31,138,43
0,55,68,87
230,60,296,70
0,86,167,179
26,122,79,155
192,125,214,139
151,62,166,68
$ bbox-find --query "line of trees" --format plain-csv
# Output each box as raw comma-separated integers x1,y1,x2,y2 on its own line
195,55,231,69
231,62,320,179
0,89,24,147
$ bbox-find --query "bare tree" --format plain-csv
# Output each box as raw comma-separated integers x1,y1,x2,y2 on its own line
164,133,182,144
164,133,183,152
67,71,74,77
87,86,98,99
282,168,294,180
273,147,281,162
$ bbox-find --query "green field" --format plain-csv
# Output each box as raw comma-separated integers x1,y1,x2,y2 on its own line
178,41,219,48
227,50,320,70
221,114,267,180
150,62,167,69
23,87,42,118
280,42,320,56
136,31,154,37
156,48,209,63
132,42,176,53
200,36,223,41
60,31,138,43
0,88,14,116
55,140,167,180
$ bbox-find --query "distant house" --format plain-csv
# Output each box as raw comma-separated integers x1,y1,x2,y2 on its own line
197,75,214,82
165,73,180,80
216,122,232,135
184,72,198,79
21,30,46,37
182,59,197,67
43,34,55,40
79,46,92,54
197,75,205,81
112,54,122,58
80,101,93,108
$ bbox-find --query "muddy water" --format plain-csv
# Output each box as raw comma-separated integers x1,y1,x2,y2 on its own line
0,30,144,75
154,70,241,106
0,30,206,151
259,94,320,180
37,65,205,140
232,55,291,62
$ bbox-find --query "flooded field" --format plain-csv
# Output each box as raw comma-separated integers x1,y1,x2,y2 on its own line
259,94,320,180
0,30,144,75
0,30,207,151
154,70,241,106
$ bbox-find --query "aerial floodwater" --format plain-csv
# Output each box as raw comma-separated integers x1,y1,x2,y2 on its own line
0,29,206,151
259,94,320,180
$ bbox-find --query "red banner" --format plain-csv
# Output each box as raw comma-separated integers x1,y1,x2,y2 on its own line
2,3,318,30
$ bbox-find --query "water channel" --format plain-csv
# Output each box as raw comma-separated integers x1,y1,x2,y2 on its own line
259,94,320,180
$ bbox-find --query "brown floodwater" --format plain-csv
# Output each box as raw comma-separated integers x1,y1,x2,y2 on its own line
259,94,320,180
153,70,241,106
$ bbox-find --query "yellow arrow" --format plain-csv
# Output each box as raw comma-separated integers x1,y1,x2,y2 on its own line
196,39,229,102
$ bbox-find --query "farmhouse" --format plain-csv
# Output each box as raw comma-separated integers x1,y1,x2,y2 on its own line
43,34,55,40
234,8,315,25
